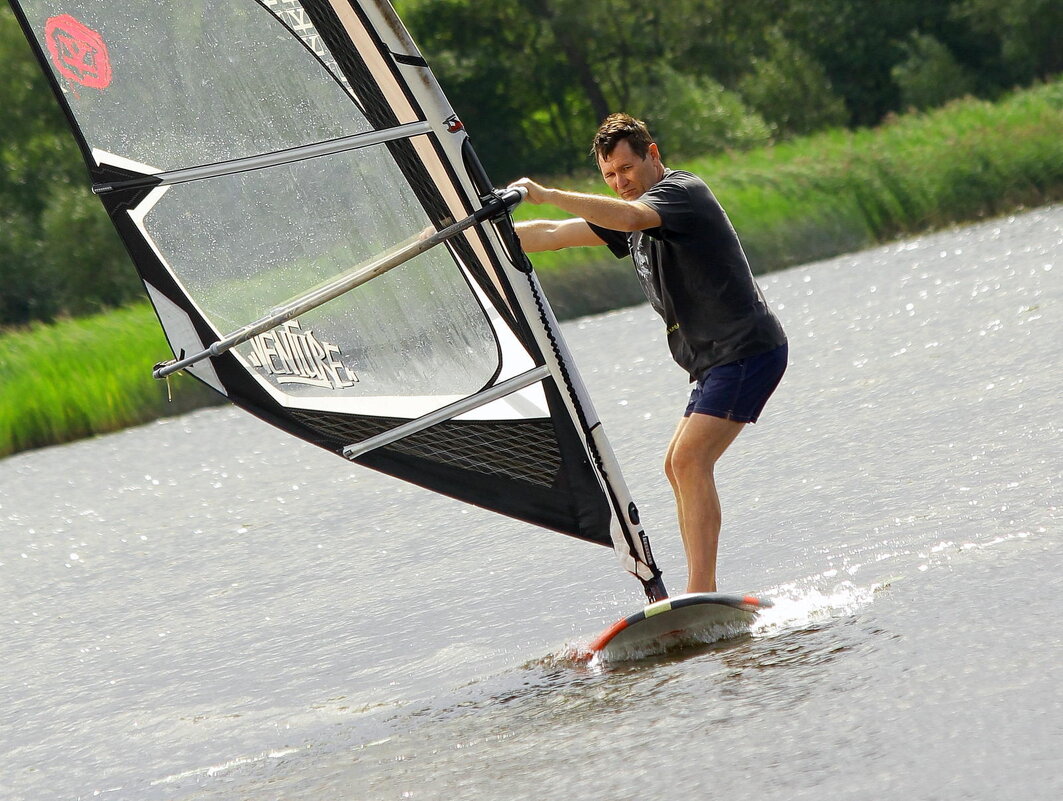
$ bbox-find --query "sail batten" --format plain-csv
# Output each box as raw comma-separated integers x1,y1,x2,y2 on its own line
9,0,666,600
342,365,551,459
94,121,434,194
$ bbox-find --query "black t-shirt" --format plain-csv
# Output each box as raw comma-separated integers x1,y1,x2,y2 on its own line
588,169,786,380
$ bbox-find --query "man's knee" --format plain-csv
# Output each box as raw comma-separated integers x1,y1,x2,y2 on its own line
664,449,679,485
668,437,715,480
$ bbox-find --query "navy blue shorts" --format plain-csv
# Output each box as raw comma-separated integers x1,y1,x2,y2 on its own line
684,343,788,423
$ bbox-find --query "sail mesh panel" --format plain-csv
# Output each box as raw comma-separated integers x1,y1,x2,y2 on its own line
292,410,563,487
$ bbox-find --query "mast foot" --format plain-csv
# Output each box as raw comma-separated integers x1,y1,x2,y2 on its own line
643,575,668,603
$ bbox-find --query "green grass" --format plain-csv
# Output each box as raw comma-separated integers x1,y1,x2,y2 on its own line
2,80,1062,457
0,305,220,458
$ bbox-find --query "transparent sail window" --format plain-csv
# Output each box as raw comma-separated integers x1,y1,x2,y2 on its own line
24,0,371,170
138,143,499,399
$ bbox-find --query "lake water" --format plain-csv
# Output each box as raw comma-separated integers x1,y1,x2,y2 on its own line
2,207,1060,800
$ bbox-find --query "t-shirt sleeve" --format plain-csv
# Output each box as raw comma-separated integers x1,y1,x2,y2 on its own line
637,173,697,234
586,221,630,259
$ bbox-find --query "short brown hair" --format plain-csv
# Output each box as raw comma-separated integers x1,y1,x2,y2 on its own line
591,113,654,161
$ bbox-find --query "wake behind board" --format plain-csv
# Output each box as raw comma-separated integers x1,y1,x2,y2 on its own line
588,593,771,662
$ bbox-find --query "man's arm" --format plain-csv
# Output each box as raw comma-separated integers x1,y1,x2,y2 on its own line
515,217,606,253
509,177,662,233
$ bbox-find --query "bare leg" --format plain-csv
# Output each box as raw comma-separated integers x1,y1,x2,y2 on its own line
664,417,691,576
665,413,746,593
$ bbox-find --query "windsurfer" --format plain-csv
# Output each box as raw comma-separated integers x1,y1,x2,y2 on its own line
510,113,787,594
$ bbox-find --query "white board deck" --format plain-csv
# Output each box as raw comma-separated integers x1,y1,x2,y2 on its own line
588,593,771,662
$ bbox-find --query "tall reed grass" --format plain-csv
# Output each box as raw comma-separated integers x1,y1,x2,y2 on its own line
0,305,219,457
2,81,1061,457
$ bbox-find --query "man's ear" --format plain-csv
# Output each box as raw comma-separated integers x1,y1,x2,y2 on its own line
648,142,661,162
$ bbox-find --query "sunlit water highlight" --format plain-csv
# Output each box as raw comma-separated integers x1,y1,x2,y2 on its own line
1,207,1060,800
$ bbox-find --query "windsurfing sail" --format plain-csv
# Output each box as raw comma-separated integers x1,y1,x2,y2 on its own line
9,0,666,601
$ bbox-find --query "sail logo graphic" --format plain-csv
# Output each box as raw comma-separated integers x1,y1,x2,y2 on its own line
247,320,359,390
44,15,112,90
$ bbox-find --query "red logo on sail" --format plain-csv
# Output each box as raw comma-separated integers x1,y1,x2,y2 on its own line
44,14,112,90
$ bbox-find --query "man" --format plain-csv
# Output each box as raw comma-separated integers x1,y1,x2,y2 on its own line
510,113,787,594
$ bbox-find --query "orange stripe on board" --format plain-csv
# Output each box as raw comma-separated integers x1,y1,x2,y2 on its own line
741,595,763,611
589,619,629,652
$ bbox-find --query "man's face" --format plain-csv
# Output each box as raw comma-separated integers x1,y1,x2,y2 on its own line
597,139,663,200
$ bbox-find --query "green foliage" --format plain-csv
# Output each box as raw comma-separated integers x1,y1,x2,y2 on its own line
400,0,1061,181
0,6,136,326
397,0,597,179
628,68,772,159
0,7,82,208
892,33,978,110
0,207,54,323
37,186,140,316
738,30,849,137
952,0,1063,82
779,0,922,126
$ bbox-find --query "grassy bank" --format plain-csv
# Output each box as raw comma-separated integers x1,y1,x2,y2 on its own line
530,80,1063,317
0,305,220,458
2,80,1061,458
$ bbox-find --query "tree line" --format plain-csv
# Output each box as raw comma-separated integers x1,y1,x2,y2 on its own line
1,0,1059,327
396,0,1060,178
